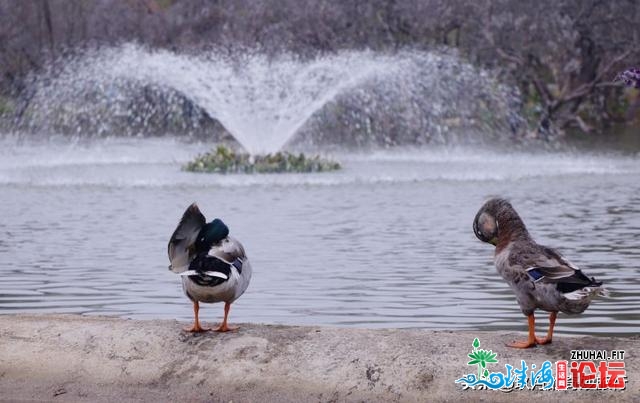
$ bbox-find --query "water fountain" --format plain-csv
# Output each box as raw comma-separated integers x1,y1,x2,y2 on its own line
17,44,524,156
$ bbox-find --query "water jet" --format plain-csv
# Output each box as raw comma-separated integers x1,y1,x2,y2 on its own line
16,44,524,154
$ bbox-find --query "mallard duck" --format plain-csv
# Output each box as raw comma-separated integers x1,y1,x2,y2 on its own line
168,203,252,332
473,198,605,348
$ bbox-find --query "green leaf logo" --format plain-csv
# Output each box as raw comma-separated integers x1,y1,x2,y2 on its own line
466,338,499,379
467,350,498,367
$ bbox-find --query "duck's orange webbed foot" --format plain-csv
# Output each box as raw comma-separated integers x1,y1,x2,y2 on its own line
535,336,552,345
506,339,537,349
506,314,537,348
535,312,557,345
184,323,210,333
214,302,238,332
215,324,239,332
184,301,209,332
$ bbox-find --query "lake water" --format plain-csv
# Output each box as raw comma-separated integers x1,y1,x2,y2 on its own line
1,135,639,337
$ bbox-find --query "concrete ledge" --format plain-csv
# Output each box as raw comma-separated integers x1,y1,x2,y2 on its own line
0,314,637,402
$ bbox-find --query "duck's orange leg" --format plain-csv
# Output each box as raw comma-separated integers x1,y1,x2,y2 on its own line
184,301,210,332
507,314,537,348
215,302,239,332
535,311,557,345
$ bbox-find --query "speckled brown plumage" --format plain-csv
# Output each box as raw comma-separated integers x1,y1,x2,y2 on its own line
473,197,605,348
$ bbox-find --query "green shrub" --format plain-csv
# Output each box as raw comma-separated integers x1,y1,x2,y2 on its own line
183,145,341,174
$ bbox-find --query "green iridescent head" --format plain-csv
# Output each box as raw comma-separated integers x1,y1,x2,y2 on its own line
195,218,229,253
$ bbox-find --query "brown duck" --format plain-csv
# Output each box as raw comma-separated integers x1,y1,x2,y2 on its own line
473,198,605,348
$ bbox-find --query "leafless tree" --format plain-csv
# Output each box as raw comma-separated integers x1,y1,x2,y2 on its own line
1,0,638,133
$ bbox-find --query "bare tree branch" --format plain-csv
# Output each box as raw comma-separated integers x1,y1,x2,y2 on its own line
562,49,632,104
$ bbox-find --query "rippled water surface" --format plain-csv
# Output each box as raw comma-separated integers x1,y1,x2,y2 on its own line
1,136,639,336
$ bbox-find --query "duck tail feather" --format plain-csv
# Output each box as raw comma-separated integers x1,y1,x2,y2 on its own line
168,203,206,273
563,284,609,300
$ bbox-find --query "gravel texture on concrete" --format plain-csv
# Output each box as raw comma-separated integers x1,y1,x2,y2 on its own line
0,314,637,402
